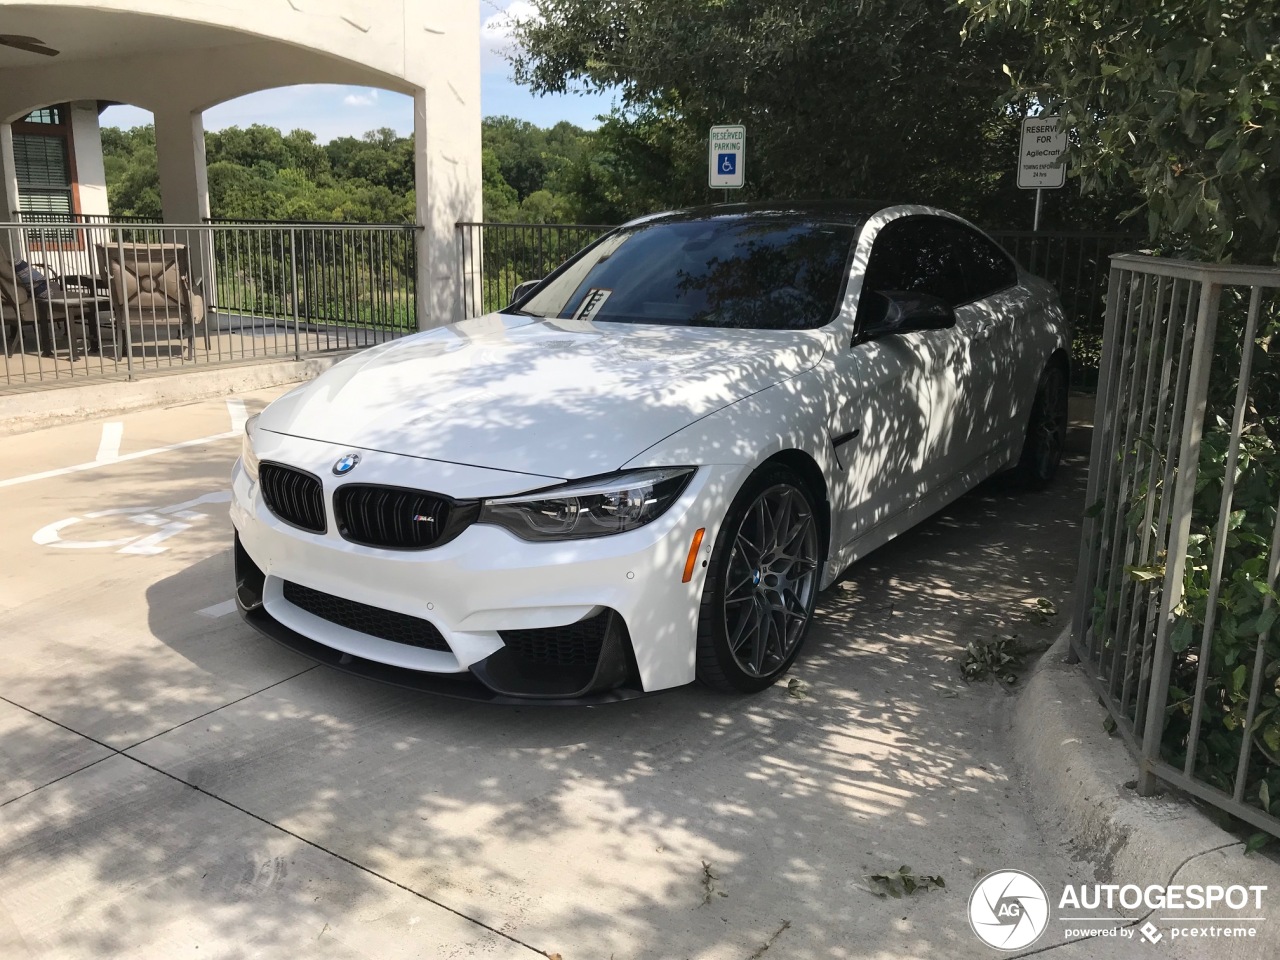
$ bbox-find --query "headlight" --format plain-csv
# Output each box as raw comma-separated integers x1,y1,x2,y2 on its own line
241,414,260,484
478,467,695,541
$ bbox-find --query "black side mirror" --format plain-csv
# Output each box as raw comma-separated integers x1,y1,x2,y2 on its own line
859,290,956,341
509,279,541,306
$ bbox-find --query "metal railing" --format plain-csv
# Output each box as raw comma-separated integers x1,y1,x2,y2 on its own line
456,221,613,317
455,221,1138,388
1072,253,1280,837
2,220,418,389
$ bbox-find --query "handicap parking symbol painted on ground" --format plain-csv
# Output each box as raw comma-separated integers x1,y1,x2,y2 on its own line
32,489,232,555
717,153,736,175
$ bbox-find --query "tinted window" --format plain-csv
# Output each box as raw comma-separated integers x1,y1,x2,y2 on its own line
958,227,1019,300
856,216,1019,328
518,218,857,331
861,217,968,307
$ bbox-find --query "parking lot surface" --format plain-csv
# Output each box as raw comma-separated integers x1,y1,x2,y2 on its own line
1,389,1128,959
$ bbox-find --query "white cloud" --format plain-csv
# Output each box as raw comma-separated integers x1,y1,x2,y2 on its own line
481,0,538,69
342,89,379,108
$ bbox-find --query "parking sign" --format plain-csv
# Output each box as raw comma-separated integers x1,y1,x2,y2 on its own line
709,125,745,189
1018,116,1066,189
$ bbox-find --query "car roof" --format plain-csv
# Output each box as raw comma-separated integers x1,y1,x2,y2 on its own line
623,200,889,229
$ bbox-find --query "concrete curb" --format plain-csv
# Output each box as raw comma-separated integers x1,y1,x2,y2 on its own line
1013,630,1280,957
0,354,352,436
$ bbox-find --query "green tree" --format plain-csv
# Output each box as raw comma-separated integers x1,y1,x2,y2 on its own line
960,0,1280,260
482,147,521,221
961,0,1280,828
510,0,1065,226
100,125,162,218
101,118,590,224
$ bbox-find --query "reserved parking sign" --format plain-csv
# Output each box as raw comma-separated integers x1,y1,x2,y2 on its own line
709,125,746,189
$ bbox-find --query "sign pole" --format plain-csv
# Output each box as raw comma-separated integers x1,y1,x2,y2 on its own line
1018,115,1065,228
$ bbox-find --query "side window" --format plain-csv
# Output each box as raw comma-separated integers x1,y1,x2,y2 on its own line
944,222,1019,302
856,217,968,329
857,216,1020,331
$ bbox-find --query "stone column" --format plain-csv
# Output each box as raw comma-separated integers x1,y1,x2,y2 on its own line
153,106,212,316
409,1,482,329
154,107,210,224
0,123,19,222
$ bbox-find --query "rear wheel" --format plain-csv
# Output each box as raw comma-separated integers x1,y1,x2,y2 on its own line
696,466,822,692
1017,361,1069,489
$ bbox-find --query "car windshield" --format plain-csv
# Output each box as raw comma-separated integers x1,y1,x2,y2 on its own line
515,217,858,330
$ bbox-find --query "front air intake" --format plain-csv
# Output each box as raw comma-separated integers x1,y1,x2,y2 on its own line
281,580,450,652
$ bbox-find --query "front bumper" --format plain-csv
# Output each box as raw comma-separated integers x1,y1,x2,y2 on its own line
235,537,644,704
230,431,740,701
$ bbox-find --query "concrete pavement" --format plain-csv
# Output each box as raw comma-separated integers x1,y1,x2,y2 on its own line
0,388,1167,958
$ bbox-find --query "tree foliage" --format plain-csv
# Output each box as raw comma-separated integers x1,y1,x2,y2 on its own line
509,0,1131,227
102,119,611,225
970,0,1280,826
960,0,1280,262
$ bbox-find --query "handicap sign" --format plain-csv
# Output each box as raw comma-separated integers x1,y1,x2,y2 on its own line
708,125,745,189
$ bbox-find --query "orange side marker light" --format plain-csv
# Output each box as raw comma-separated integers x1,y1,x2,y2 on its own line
682,528,706,583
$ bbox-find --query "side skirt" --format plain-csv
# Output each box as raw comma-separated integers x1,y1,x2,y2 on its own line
820,444,1016,588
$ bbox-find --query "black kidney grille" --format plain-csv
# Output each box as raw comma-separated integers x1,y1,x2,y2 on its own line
282,580,450,652
498,611,611,667
334,484,460,549
260,462,326,533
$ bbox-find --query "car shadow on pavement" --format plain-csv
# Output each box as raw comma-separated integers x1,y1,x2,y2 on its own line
2,426,1102,959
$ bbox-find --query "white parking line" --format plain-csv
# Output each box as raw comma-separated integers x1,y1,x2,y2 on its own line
0,432,239,489
0,398,250,490
95,422,124,462
197,599,238,618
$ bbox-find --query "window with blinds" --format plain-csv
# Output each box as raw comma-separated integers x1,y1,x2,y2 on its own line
13,134,74,218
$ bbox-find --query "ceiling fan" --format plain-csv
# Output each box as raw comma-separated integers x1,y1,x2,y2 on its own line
0,35,60,57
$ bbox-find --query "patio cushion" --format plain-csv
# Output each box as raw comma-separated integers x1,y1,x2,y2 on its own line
113,254,183,311
14,260,50,300
0,257,34,321
95,241,207,357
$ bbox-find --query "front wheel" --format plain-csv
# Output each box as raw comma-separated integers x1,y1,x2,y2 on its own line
695,466,823,692
1016,361,1069,489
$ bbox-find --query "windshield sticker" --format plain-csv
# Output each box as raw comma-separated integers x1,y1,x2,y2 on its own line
572,288,612,321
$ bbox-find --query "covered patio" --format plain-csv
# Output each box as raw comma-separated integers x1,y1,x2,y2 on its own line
0,0,482,390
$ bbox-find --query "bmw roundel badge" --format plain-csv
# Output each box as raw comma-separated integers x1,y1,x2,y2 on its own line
332,453,361,476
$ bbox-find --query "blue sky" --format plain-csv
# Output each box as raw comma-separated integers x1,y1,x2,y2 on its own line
100,1,616,140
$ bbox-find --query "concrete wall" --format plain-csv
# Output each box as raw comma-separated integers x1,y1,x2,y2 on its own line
0,124,17,221
68,100,108,217
0,0,483,326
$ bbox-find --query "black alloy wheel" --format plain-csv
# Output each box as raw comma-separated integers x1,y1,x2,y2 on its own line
696,465,823,692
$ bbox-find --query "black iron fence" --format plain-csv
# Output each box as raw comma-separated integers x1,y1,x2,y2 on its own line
455,220,1140,388
456,222,613,317
989,230,1143,388
2,220,418,389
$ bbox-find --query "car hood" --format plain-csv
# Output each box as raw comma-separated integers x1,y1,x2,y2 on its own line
259,313,826,480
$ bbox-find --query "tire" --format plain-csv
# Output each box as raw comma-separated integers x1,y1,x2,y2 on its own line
1016,361,1069,489
695,465,823,692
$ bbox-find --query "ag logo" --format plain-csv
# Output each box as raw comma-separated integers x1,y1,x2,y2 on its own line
968,870,1050,950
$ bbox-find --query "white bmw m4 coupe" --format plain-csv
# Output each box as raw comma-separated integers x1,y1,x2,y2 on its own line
232,203,1069,702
